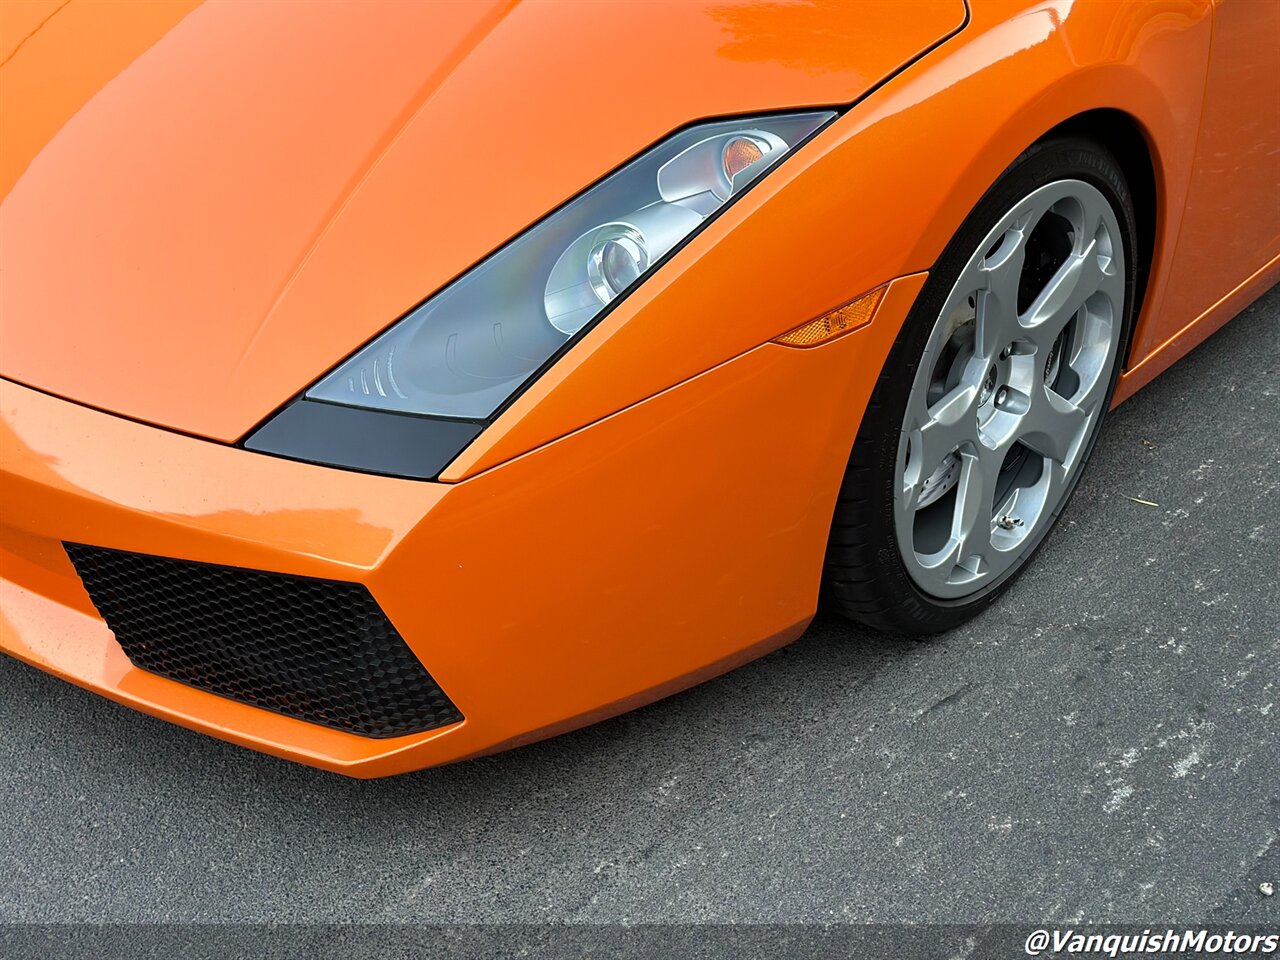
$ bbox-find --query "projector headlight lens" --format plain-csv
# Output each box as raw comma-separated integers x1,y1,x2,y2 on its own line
301,111,835,421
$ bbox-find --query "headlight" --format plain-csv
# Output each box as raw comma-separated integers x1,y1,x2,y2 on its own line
246,110,835,478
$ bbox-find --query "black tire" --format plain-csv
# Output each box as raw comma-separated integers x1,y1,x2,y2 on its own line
822,135,1138,635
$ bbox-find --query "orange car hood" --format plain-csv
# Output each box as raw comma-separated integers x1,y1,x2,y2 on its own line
0,0,965,441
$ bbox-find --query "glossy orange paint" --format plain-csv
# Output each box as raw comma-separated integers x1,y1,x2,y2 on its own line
1,1,1276,775
444,0,1229,479
0,0,964,440
2,275,923,776
1113,0,1280,401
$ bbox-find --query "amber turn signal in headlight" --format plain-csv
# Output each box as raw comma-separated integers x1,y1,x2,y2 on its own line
772,286,886,348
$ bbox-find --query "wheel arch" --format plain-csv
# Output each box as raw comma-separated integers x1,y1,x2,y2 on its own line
1033,109,1159,370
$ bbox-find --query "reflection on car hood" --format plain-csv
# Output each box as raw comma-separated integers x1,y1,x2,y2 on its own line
0,0,965,440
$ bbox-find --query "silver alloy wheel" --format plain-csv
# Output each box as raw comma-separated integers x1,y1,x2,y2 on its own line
894,179,1125,599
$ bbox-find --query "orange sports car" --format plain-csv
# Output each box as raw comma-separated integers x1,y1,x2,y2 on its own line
1,0,1276,777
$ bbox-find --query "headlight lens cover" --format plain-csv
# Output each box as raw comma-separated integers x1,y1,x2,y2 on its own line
304,111,835,421
246,111,835,479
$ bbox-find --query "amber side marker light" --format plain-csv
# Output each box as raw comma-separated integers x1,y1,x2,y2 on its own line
773,285,887,348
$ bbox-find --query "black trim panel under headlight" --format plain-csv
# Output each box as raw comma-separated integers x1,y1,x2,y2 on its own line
244,399,482,480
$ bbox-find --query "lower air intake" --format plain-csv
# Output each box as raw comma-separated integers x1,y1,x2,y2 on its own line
64,543,462,739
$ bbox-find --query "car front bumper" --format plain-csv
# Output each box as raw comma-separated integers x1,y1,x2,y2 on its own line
0,275,923,777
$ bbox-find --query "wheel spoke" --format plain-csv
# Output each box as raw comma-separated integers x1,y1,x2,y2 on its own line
1076,191,1107,247
1018,386,1089,466
900,384,979,522
952,445,1002,563
920,385,978,457
975,221,1028,357
917,440,1004,583
1071,350,1111,410
1022,241,1104,347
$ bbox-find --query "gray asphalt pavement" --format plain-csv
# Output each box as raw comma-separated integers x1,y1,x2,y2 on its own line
1,287,1277,927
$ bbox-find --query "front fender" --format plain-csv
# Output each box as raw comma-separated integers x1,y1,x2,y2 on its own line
446,0,1212,481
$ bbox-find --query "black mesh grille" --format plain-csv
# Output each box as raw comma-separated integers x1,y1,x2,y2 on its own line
64,543,462,738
